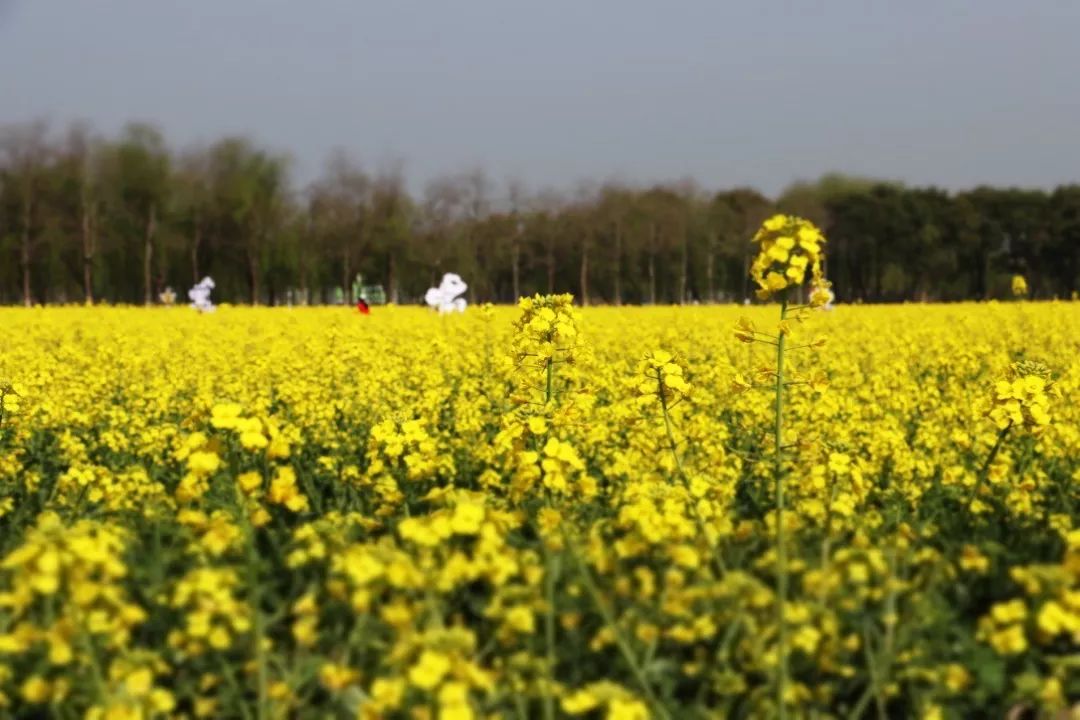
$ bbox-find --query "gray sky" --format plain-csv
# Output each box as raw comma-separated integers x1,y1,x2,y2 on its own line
2,1,1079,197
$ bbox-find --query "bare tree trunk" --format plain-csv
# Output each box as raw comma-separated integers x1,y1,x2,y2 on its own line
648,225,656,304
579,232,590,306
742,249,750,302
249,246,260,305
706,246,714,304
613,220,622,306
143,204,157,306
299,248,309,305
872,245,881,301
388,252,398,304
82,205,95,305
191,214,202,284
679,228,688,305
342,245,351,304
980,251,990,300
82,256,94,305
546,240,556,294
20,198,32,307
511,237,520,302
648,254,656,305
469,226,480,304
468,239,477,303
643,223,652,306
704,234,712,302
20,240,32,307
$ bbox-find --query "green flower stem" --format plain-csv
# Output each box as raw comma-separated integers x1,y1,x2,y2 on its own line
245,529,268,720
545,356,554,404
774,295,789,720
657,375,686,481
569,544,672,720
542,353,557,720
979,421,1012,477
219,654,255,720
968,420,1012,506
235,484,268,720
542,548,560,720
817,478,841,605
75,620,108,706
861,620,889,720
658,373,729,575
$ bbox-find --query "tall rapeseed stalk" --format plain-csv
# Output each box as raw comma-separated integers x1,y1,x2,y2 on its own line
739,214,831,719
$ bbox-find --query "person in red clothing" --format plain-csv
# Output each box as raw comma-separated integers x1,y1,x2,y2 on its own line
356,298,370,314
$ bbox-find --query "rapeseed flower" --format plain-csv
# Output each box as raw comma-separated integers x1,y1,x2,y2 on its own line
0,302,1076,718
750,214,827,300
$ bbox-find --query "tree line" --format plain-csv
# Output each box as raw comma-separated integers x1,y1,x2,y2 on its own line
2,120,1078,306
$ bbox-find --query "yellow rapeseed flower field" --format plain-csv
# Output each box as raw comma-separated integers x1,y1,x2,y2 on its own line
0,298,1077,718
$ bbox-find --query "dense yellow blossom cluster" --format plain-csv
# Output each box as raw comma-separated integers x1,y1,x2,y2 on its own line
980,360,1058,431
0,294,1076,718
750,214,830,301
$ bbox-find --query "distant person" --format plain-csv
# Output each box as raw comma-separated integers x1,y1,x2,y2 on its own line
356,298,370,315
